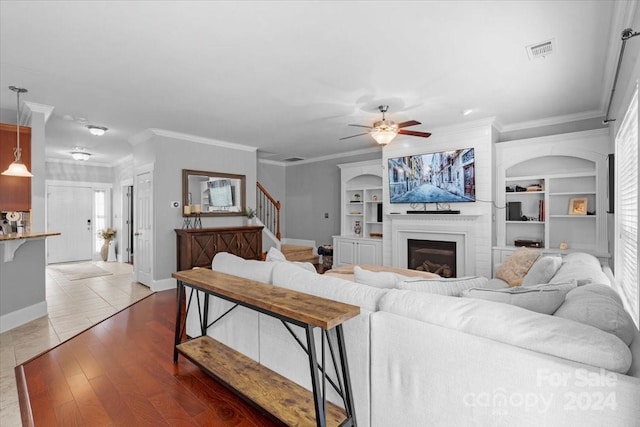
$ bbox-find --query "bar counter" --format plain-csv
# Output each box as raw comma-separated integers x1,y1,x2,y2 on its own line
0,231,60,332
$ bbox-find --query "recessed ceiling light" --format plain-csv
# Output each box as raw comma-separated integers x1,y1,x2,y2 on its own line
462,109,474,116
86,125,108,136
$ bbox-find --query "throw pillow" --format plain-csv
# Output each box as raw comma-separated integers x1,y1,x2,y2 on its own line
462,281,576,314
399,276,489,297
554,287,635,345
353,265,409,289
521,255,562,287
495,247,541,287
265,247,287,262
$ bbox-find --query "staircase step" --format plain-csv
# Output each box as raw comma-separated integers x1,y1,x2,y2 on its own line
281,244,319,263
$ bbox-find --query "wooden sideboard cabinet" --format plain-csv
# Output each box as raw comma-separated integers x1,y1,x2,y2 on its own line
175,226,263,271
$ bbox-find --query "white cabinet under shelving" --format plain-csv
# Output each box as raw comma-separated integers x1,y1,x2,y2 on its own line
494,129,611,268
333,160,384,267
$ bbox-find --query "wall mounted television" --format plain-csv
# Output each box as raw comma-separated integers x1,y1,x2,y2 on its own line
388,147,476,204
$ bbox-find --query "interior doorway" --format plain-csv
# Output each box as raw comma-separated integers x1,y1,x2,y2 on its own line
123,185,134,264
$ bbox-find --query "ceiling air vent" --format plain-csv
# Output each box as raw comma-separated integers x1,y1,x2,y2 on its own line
526,38,555,60
283,157,305,162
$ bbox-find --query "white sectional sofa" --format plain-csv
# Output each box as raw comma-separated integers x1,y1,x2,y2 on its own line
184,251,640,427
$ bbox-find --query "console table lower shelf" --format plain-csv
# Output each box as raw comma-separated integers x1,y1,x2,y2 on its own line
172,268,360,427
176,336,348,427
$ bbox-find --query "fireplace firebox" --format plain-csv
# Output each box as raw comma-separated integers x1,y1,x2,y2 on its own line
408,239,456,278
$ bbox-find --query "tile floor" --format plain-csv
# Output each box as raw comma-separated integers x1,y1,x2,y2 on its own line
0,261,153,426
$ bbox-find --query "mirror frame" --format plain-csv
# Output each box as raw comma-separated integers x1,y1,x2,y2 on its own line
182,169,246,217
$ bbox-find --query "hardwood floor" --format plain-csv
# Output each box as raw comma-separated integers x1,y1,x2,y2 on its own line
16,290,280,426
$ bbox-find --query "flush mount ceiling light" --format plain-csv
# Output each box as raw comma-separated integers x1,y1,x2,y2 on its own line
86,125,108,136
2,86,33,177
70,148,91,161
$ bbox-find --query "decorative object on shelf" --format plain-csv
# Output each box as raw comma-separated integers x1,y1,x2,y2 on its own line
569,198,588,215
352,193,361,202
354,220,361,236
372,194,378,201
2,86,32,177
243,207,257,225
370,232,383,238
98,227,116,261
559,242,569,250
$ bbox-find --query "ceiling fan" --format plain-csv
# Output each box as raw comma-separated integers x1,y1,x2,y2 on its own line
340,105,431,145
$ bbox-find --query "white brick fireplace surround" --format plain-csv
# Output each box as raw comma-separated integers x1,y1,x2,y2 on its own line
388,214,487,277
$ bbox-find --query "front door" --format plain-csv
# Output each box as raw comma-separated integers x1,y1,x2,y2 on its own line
134,171,153,287
47,185,93,263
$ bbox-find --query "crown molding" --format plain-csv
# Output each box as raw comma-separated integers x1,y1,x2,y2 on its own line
499,109,604,133
282,146,383,167
129,128,258,153
45,157,113,167
24,102,54,124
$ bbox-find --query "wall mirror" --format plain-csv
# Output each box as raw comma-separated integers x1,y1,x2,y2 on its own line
182,169,246,217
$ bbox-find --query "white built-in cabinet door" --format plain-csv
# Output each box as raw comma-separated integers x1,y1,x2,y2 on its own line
332,236,382,267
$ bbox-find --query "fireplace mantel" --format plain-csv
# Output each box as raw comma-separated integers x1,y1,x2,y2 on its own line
386,214,482,220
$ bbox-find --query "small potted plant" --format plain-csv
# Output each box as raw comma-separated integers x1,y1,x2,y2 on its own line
243,207,258,225
98,227,116,261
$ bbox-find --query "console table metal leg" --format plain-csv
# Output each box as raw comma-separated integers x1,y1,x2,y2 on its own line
305,325,326,427
173,281,184,362
337,325,356,426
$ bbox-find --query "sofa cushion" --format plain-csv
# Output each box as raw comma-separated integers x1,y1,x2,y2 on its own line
462,281,576,314
211,252,275,283
353,266,409,289
549,252,610,286
398,276,489,297
265,247,317,273
521,255,562,286
379,289,632,373
554,285,635,346
495,247,540,287
272,262,388,312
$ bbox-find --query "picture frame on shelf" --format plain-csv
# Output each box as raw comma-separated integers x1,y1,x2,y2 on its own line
568,197,587,215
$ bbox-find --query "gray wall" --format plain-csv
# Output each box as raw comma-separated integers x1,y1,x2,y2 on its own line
0,239,46,317
138,134,257,282
284,151,381,246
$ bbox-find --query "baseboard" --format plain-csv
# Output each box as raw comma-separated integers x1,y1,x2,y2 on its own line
152,277,176,292
0,301,48,334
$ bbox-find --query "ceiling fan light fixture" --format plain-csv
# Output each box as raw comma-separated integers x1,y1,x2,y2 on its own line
87,125,108,136
371,127,398,145
2,86,33,177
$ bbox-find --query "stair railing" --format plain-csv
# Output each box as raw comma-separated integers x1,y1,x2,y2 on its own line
256,182,281,240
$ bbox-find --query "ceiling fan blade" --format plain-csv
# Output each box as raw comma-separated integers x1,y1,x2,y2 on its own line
348,124,373,129
397,120,421,128
340,132,370,140
399,129,432,138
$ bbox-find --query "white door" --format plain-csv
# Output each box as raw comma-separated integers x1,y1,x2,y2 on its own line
47,185,93,263
134,171,153,286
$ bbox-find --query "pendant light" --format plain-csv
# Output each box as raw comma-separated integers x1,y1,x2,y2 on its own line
2,86,32,177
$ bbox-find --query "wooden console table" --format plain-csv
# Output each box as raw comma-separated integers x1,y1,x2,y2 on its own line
172,268,360,427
